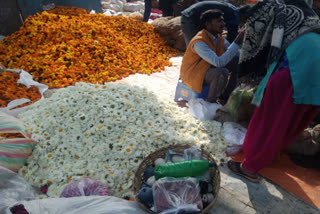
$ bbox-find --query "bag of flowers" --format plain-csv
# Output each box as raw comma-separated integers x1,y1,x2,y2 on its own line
0,112,37,172
0,69,48,116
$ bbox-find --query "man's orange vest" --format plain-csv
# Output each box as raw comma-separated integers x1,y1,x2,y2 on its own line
180,29,225,93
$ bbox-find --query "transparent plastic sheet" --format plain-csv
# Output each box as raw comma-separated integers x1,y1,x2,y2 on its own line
153,177,202,214
222,122,247,145
188,98,222,121
0,69,48,117
0,166,38,213
3,196,149,214
226,145,243,156
60,178,112,198
164,150,183,163
183,146,202,161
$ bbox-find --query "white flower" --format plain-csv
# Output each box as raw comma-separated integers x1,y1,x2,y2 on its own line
18,82,229,199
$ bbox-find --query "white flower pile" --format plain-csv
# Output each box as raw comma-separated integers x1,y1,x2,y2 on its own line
18,82,229,198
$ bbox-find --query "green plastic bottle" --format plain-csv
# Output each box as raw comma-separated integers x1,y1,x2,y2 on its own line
154,159,216,180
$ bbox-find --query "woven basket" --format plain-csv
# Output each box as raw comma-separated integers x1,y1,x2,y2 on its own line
133,144,221,214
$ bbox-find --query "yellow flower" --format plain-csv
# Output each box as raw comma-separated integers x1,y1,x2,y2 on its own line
0,6,179,89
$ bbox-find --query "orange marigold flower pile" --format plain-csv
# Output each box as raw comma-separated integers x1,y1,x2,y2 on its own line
0,6,179,88
0,133,25,139
0,71,41,108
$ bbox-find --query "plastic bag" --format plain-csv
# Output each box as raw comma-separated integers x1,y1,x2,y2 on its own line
222,122,247,145
60,178,112,198
0,63,6,71
0,69,48,117
101,0,124,12
123,1,144,12
226,145,243,155
164,149,184,163
3,196,149,214
153,177,203,214
129,11,143,21
188,98,222,121
0,166,38,213
183,146,202,161
42,3,55,10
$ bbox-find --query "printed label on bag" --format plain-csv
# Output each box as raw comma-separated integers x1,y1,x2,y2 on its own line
180,89,189,98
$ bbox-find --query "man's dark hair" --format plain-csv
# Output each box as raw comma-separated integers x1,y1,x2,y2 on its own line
200,9,224,30
238,5,253,19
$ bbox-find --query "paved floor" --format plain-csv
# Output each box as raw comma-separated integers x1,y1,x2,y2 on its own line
211,165,319,214
117,56,320,214
43,56,320,214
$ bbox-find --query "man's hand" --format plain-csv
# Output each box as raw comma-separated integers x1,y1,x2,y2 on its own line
234,27,246,45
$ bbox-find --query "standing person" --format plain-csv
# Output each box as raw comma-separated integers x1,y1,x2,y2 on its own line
180,9,244,104
313,0,320,16
143,0,152,22
227,0,320,182
181,1,250,45
159,0,178,16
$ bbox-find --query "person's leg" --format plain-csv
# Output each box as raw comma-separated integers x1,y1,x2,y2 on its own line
241,68,320,173
218,56,239,103
143,0,152,22
159,0,173,16
181,15,200,46
203,67,229,103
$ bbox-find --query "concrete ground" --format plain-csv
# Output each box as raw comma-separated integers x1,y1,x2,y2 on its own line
43,56,320,214
211,165,319,214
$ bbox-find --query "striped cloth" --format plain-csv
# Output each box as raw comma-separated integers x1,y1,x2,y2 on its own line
0,112,37,172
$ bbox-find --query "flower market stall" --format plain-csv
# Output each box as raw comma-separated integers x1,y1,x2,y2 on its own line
0,5,232,213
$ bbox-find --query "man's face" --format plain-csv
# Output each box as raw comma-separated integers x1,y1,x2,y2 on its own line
207,16,225,35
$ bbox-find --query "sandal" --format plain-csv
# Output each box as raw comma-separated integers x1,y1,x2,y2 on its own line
227,160,260,183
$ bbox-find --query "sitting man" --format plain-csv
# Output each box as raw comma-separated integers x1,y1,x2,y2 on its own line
181,1,250,45
180,9,244,104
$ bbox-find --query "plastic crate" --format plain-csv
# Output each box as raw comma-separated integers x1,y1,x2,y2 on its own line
174,80,209,102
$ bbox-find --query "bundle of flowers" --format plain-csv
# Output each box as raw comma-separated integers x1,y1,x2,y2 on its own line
0,6,179,88
0,71,41,108
18,82,229,198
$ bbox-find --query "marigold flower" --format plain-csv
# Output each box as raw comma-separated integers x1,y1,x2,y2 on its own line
0,6,179,88
0,71,41,108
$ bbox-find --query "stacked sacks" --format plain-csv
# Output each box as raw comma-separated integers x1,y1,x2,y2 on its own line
101,0,125,12
152,16,186,51
123,1,145,12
